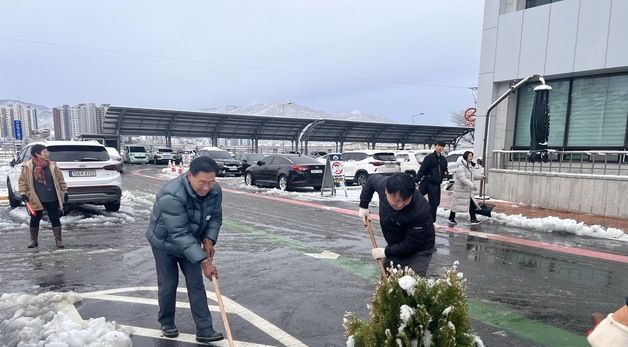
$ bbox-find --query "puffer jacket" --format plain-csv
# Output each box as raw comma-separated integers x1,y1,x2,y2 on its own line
18,160,67,211
145,173,222,264
359,175,435,258
450,156,477,213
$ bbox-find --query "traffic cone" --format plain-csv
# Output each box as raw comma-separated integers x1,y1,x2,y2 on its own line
177,163,183,175
170,160,176,173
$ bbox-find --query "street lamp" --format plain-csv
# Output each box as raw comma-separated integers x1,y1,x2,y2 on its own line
412,112,424,124
281,101,293,117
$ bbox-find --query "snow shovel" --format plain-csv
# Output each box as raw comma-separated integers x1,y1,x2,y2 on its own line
365,219,387,278
208,255,235,347
472,196,494,218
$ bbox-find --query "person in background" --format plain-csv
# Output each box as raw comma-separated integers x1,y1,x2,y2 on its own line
448,151,480,226
417,141,448,222
145,156,224,343
358,173,435,276
18,144,68,249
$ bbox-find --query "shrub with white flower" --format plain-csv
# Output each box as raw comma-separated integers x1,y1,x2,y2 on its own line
344,263,479,347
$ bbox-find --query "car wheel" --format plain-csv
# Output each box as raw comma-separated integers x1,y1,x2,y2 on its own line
104,200,121,212
277,175,288,191
7,178,21,208
356,172,369,186
244,173,255,186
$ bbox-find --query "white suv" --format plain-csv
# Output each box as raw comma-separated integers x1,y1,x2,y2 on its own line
394,149,433,177
149,147,175,164
341,150,400,186
6,141,123,211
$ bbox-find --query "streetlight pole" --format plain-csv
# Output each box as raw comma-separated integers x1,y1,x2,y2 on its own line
412,112,424,124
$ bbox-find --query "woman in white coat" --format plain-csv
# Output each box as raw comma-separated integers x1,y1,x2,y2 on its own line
448,151,479,225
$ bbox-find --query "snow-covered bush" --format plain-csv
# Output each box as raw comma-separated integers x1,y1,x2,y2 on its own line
344,262,477,347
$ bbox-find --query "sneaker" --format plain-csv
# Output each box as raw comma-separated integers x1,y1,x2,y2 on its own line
196,328,224,343
161,325,179,338
448,219,457,225
470,220,481,225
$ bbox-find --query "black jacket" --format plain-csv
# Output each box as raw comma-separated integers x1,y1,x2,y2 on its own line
359,175,435,258
418,151,448,185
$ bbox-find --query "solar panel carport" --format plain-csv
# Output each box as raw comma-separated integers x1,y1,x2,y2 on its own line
103,105,473,152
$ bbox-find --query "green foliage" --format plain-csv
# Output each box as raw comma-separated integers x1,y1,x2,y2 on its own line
344,263,477,347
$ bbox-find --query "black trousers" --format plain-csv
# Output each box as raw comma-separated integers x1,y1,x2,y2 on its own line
449,198,477,221
424,183,441,223
384,248,435,277
30,200,61,228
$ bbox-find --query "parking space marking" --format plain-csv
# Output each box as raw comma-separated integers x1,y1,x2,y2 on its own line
80,286,307,347
303,250,340,260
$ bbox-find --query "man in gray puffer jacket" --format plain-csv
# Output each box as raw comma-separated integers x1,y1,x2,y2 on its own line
146,156,224,343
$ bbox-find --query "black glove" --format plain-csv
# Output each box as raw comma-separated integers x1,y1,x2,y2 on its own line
63,192,69,203
20,194,29,203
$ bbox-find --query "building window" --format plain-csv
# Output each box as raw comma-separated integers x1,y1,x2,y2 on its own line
514,73,628,149
525,0,562,9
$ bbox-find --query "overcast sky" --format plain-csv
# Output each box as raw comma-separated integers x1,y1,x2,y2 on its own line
0,1,483,125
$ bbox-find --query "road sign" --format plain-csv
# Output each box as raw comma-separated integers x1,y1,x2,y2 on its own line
13,120,23,140
463,107,477,127
331,161,344,177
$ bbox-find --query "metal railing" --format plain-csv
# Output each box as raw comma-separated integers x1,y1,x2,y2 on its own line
492,150,628,177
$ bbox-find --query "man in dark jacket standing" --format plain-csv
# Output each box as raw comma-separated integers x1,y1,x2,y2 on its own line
417,141,448,222
146,156,224,343
358,173,435,276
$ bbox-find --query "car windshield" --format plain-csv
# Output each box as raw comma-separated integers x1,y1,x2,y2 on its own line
48,145,110,162
373,153,397,161
396,154,410,162
128,146,146,153
288,156,321,164
206,151,233,159
157,148,172,153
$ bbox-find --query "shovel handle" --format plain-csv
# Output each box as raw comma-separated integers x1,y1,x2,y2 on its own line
365,219,387,278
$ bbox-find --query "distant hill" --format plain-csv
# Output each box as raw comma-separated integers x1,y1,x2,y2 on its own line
203,103,397,123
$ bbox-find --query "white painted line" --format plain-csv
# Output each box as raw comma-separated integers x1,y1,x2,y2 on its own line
119,325,275,347
303,250,340,260
83,293,221,312
80,286,308,347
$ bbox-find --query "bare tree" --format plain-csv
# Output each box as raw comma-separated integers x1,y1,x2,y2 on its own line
450,110,474,148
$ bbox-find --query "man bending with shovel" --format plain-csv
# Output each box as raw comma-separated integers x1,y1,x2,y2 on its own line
358,173,436,277
146,156,224,343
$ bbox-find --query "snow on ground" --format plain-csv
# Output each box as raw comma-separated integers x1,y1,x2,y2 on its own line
0,292,131,346
0,190,156,232
437,208,628,242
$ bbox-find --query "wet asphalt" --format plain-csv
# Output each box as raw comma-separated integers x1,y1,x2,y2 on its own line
0,164,626,346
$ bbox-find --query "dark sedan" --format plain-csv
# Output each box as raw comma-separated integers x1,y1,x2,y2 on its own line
236,152,265,172
244,154,325,191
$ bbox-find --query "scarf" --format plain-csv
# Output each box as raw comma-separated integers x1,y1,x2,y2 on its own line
32,157,50,185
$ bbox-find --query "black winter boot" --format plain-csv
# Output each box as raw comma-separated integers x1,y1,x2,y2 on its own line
28,227,39,248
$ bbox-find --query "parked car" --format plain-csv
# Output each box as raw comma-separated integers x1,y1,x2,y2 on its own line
341,150,400,186
394,149,432,178
123,144,149,164
244,154,325,191
235,152,265,172
197,147,243,176
309,151,328,158
316,153,343,164
7,141,123,211
105,147,124,173
149,147,175,164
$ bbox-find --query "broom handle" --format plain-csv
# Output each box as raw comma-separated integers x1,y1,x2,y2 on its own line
365,219,387,278
208,254,235,347
211,275,235,347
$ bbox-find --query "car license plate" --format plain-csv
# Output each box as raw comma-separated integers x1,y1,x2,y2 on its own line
386,164,396,168
69,170,96,177
311,169,323,173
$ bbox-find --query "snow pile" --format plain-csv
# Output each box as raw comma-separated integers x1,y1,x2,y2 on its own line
0,292,131,346
437,208,627,241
